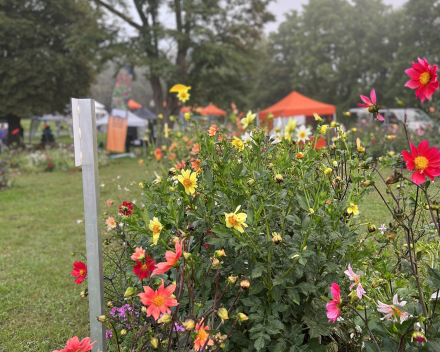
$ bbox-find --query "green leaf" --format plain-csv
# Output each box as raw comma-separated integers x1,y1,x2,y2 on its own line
254,336,266,351
251,265,264,278
234,162,244,178
428,266,440,289
297,195,309,211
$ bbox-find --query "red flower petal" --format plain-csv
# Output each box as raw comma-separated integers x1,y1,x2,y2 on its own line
412,171,426,184
370,89,377,105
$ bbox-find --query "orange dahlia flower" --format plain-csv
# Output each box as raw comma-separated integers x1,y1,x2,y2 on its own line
138,279,179,320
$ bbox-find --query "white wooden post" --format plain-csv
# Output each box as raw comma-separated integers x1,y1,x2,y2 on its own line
71,98,107,352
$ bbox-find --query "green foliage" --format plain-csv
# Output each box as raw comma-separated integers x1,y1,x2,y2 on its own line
0,0,110,118
117,124,372,351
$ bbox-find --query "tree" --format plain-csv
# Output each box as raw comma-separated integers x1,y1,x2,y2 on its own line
0,0,110,145
251,0,400,117
386,0,440,108
92,0,274,120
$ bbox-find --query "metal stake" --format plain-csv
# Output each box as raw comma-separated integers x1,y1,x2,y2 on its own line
71,98,107,352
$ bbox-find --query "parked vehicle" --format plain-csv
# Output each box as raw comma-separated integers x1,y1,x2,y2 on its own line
349,107,435,132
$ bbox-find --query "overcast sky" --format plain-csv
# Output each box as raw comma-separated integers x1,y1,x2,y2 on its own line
266,0,407,32
121,0,408,38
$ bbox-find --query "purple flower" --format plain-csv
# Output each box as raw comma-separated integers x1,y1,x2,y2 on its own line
106,330,113,339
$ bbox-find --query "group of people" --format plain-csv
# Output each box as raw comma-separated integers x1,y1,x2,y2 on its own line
0,124,7,152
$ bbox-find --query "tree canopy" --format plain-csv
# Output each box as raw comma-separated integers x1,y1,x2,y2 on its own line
0,0,110,143
93,0,274,120
249,0,440,121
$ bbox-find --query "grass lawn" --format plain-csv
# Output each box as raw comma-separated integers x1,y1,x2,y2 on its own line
0,157,162,352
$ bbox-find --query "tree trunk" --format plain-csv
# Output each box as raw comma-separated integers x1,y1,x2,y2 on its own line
6,115,23,147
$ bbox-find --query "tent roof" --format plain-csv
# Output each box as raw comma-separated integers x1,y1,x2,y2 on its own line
96,110,147,127
135,107,157,120
128,99,142,110
259,91,336,119
201,103,227,116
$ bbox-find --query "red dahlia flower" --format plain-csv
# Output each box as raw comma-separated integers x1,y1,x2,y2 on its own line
133,255,156,280
52,336,95,352
71,261,87,284
119,201,134,216
358,89,384,121
405,57,439,103
402,140,440,184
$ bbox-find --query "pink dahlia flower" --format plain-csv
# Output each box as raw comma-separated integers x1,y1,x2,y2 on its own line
344,264,366,300
405,57,439,103
377,294,409,323
326,283,342,323
358,89,384,121
401,140,440,184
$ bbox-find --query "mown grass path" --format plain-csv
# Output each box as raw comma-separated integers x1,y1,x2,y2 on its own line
0,158,155,351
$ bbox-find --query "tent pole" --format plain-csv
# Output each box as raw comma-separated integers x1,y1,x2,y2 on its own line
333,113,336,122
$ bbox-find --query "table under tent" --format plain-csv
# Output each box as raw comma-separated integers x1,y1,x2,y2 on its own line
258,91,336,132
29,113,72,143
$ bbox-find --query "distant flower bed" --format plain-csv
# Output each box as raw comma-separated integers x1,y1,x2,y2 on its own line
4,143,110,173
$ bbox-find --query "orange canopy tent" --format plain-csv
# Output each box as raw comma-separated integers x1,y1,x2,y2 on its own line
201,103,227,116
128,99,142,110
259,91,335,119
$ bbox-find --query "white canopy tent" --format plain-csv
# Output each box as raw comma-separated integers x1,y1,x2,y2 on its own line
95,110,148,128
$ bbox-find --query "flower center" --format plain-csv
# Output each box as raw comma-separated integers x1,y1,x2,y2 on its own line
141,263,148,271
299,132,306,139
414,156,429,171
183,178,193,188
420,72,431,85
391,305,403,317
198,329,208,340
228,215,238,226
152,224,161,233
79,270,85,275
153,296,165,307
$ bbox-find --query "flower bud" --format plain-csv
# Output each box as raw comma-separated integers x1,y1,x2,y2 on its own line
296,152,304,159
151,337,159,348
215,249,226,258
211,258,221,267
330,121,337,128
334,176,342,183
348,290,359,303
182,319,195,331
330,143,336,150
80,291,86,298
158,313,173,324
275,174,284,183
169,168,176,176
217,308,229,321
142,306,147,313
107,301,114,308
332,160,338,167
247,178,254,186
213,333,228,345
187,223,195,231
308,208,314,214
124,287,136,297
324,168,332,175
272,233,282,245
184,113,191,121
237,313,249,323
183,252,192,260
97,315,107,323
227,276,237,284
268,163,274,169
411,332,426,344
371,279,380,288
169,187,175,192
314,113,323,122
368,224,377,233
121,329,127,336
139,182,144,188
171,236,180,245
240,279,250,291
